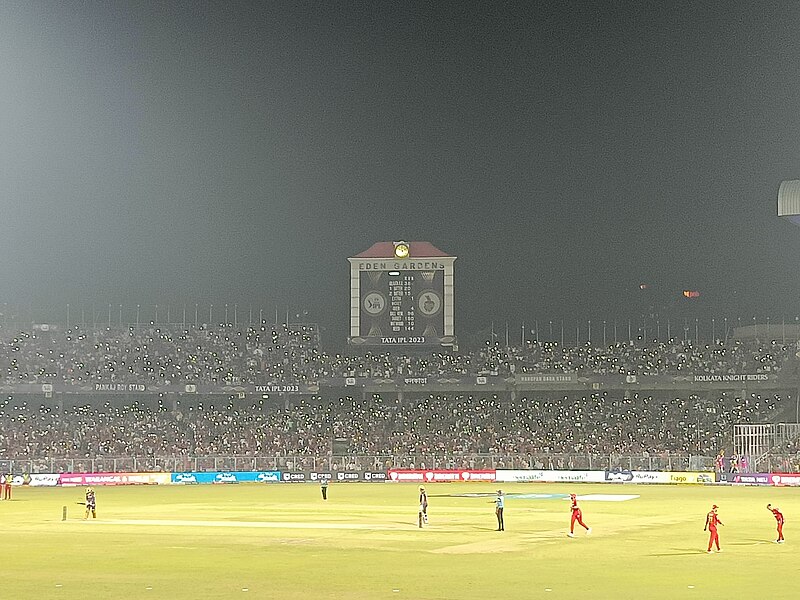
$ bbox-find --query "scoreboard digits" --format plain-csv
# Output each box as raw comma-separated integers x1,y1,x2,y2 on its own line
388,273,415,333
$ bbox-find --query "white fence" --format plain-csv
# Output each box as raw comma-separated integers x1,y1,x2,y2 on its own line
734,423,800,471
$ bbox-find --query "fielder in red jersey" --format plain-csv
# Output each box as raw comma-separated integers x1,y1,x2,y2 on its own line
767,504,785,543
705,505,724,552
568,494,591,537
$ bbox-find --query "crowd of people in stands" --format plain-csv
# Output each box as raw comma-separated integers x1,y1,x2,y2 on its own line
0,324,322,385
0,323,796,385
0,322,797,470
0,390,784,466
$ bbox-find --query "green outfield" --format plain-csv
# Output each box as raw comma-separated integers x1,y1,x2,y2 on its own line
4,482,797,599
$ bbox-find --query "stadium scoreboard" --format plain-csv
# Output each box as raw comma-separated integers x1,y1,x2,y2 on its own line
348,241,456,347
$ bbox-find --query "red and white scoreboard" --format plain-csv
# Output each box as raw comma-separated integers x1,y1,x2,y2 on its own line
348,241,456,347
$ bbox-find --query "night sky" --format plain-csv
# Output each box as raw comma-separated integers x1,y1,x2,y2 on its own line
2,1,800,344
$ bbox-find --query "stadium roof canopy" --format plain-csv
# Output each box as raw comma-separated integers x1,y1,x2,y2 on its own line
353,241,452,258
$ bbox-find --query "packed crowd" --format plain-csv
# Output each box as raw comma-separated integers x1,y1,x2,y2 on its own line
0,391,782,465
0,324,322,385
0,324,795,384
0,324,794,471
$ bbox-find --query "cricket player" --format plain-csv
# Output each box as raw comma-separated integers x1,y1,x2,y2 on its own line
84,487,97,520
2,473,12,500
320,478,328,501
767,504,785,543
418,486,428,527
495,489,505,531
568,493,591,537
704,504,724,552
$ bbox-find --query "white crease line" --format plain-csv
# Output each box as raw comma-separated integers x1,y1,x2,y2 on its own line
99,519,408,530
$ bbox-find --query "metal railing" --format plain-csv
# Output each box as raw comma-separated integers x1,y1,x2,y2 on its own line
734,423,800,471
744,454,800,473
0,453,715,474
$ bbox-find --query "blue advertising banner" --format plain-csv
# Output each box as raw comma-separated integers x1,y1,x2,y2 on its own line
170,471,281,484
169,470,387,484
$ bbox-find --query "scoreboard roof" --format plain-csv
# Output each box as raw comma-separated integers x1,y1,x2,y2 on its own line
353,241,452,259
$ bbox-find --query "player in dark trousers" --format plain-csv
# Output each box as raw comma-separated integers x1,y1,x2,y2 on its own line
767,504,785,543
495,489,505,531
419,486,428,525
83,487,97,520
705,504,723,553
418,486,428,527
320,478,328,500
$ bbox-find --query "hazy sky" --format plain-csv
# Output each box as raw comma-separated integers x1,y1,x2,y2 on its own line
2,1,800,342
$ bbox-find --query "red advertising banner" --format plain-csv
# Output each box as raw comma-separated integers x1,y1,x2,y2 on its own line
59,472,171,486
770,474,800,486
388,469,496,483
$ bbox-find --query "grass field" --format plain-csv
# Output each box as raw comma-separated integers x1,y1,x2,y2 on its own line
4,481,798,599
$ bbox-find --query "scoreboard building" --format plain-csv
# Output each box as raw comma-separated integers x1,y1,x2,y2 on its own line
348,241,456,348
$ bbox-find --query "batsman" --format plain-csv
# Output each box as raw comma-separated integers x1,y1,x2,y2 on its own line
82,487,97,520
